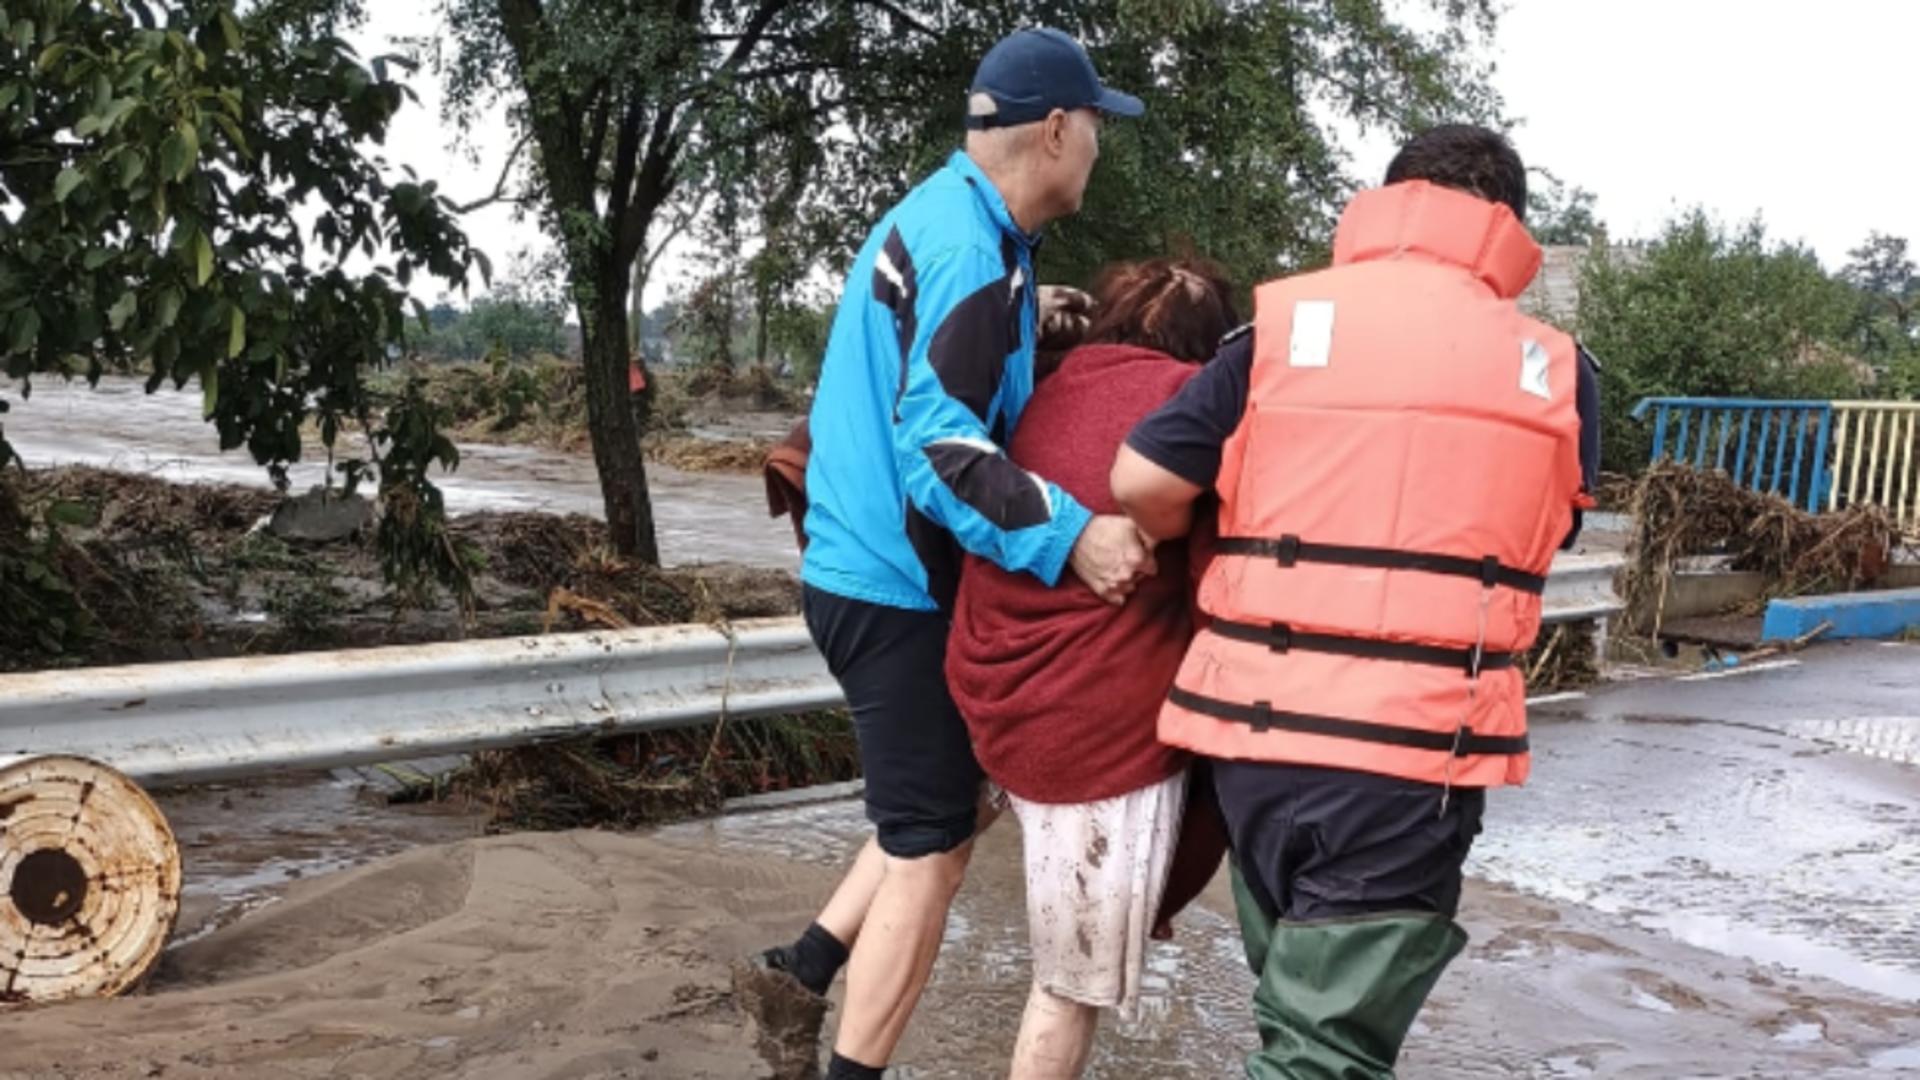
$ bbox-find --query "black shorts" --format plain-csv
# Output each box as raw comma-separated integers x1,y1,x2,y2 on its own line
1213,760,1485,924
804,585,983,858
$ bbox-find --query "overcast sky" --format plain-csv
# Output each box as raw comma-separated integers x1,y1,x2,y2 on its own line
354,1,1917,308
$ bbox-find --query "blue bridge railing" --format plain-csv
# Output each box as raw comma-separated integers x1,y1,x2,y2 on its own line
1634,397,1920,536
1631,398,1834,512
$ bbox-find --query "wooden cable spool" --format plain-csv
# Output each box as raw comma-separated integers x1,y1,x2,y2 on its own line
0,755,181,1005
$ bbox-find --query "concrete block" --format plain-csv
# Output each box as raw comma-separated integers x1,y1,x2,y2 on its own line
1762,587,1920,642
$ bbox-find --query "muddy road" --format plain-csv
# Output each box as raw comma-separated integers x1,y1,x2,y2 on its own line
0,642,1915,1078
4,376,799,570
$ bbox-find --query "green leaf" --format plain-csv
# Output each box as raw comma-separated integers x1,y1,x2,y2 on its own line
155,287,183,328
43,500,100,529
160,121,199,182
201,364,219,419
108,290,138,331
35,43,68,73
217,10,242,52
83,245,114,270
53,167,85,203
117,147,145,187
8,308,40,354
0,84,18,113
210,112,249,156
227,305,246,358
195,231,213,285
11,20,37,51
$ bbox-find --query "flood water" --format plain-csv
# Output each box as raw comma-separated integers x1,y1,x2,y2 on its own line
4,376,799,570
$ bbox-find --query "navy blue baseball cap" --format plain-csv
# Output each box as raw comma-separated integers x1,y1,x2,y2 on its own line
966,28,1144,130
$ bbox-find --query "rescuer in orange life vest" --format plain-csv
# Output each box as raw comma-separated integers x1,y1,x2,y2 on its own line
1111,124,1600,1078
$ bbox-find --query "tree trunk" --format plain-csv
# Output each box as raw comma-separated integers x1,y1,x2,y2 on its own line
579,261,660,565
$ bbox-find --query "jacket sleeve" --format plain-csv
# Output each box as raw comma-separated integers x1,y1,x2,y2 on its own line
1561,344,1603,550
888,243,1091,585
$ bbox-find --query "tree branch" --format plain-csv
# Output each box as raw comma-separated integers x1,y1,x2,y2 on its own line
582,88,614,182
618,103,680,264
637,191,710,303
854,0,937,37
450,131,532,214
718,0,799,73
607,94,649,251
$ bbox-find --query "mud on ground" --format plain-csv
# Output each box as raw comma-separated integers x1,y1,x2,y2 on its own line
0,799,1914,1080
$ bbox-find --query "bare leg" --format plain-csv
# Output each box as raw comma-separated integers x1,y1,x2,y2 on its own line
1009,983,1100,1080
815,836,886,947
830,839,975,1066
818,787,1004,953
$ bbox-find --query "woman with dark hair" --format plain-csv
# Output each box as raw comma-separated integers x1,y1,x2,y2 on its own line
944,257,1238,1078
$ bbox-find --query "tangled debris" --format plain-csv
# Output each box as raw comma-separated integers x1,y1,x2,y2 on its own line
1623,462,1904,636
0,467,799,669
1518,620,1601,694
644,434,778,475
454,711,859,831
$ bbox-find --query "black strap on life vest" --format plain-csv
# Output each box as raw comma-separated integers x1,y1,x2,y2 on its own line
1213,535,1547,596
1204,619,1515,675
1167,686,1530,757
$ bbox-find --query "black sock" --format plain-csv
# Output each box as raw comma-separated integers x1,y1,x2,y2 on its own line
777,921,849,997
825,1052,885,1080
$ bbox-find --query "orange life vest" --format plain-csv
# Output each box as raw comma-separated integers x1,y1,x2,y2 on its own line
1157,181,1587,788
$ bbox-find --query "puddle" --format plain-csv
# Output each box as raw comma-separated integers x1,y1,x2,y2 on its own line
1476,653,1920,1009
1872,1042,1920,1070
154,773,483,943
1641,911,1920,1003
1773,1022,1826,1045
1628,988,1677,1014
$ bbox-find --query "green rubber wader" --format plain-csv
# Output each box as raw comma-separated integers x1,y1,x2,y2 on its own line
1229,872,1467,1080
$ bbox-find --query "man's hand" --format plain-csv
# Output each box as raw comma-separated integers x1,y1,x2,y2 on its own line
1038,285,1095,353
1070,514,1155,606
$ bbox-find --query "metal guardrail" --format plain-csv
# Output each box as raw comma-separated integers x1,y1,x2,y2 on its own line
0,556,1623,786
0,618,843,786
1634,397,1920,533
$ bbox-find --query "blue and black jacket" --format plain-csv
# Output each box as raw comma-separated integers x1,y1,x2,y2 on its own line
802,150,1092,612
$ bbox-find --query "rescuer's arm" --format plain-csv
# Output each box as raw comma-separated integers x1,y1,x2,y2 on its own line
1563,344,1602,549
1113,332,1253,542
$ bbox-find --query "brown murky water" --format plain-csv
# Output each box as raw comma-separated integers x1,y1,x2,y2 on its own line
4,376,799,570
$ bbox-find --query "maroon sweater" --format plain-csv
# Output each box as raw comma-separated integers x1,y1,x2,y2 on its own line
946,344,1209,804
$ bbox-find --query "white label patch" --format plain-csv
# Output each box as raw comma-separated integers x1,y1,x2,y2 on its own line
1289,300,1335,368
1520,338,1551,399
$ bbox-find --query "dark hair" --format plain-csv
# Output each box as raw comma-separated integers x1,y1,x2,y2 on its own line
1083,257,1238,364
1384,124,1527,221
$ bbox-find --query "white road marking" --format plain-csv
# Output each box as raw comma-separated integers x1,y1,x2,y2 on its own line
1678,658,1802,683
1526,691,1588,706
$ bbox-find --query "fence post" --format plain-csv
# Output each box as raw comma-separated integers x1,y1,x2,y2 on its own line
1811,407,1835,512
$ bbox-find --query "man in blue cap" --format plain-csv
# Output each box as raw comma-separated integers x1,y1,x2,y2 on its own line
733,27,1148,1080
